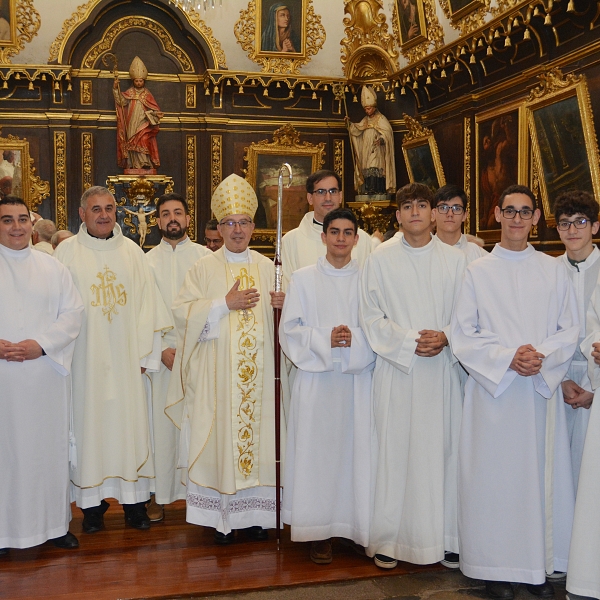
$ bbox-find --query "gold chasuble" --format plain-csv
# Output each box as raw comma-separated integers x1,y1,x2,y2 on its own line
167,249,286,495
54,224,172,500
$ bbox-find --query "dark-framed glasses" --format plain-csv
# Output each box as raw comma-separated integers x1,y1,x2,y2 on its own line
556,218,591,231
312,188,341,197
219,219,253,229
500,207,534,220
437,204,465,215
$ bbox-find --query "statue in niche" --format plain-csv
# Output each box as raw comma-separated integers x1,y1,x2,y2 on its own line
345,86,396,197
113,56,164,174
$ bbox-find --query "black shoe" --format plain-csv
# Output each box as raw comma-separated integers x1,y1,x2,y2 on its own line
51,531,79,549
81,499,110,533
485,581,514,599
441,551,460,569
123,502,151,530
374,554,398,569
525,582,555,598
214,530,235,545
0,548,8,557
246,526,268,541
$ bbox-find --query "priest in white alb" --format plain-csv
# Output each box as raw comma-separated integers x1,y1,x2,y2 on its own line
451,185,578,600
0,196,83,556
166,174,286,545
146,193,210,520
54,185,171,533
360,183,466,570
280,207,375,565
282,170,372,284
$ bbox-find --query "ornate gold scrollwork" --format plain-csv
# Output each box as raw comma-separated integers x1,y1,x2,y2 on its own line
391,0,444,63
334,140,344,182
80,80,92,105
82,17,194,71
0,0,41,65
341,0,399,80
527,68,582,101
54,131,67,229
464,117,471,234
82,133,93,193
210,135,222,194
186,83,196,109
234,0,325,74
402,113,433,141
186,135,197,241
48,0,96,63
437,0,491,36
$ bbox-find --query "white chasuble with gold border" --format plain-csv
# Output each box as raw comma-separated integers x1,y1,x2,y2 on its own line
54,224,171,507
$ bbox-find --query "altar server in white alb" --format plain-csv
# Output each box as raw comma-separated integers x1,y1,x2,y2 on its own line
434,184,487,264
281,207,375,565
166,174,286,545
0,196,83,556
146,193,210,519
282,170,371,284
567,276,600,600
553,191,600,491
451,185,578,600
54,186,171,534
360,183,466,570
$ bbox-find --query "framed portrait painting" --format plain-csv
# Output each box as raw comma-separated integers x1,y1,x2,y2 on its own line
243,124,324,238
394,0,428,50
402,133,445,194
526,72,600,227
475,103,528,241
448,0,484,21
257,0,306,59
0,0,16,47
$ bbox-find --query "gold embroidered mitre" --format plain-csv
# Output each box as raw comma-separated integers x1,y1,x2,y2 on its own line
361,85,377,108
129,56,148,80
211,174,258,222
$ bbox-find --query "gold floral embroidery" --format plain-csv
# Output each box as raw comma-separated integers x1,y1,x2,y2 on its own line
90,265,127,323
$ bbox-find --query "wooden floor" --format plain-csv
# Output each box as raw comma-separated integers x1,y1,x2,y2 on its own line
0,500,440,600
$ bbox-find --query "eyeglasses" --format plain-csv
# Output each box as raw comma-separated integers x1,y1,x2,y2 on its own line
312,188,341,197
500,208,534,220
556,218,591,231
219,219,253,229
436,204,465,215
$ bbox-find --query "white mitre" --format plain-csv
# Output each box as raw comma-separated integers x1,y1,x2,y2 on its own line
211,173,258,222
361,86,377,108
129,56,148,80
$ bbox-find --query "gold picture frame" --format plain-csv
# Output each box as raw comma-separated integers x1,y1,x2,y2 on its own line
526,69,600,227
393,0,428,51
402,114,445,193
243,124,325,239
475,101,528,242
0,130,50,212
447,0,484,21
0,0,16,48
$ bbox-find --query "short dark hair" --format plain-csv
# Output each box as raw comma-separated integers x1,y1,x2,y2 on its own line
434,184,467,207
396,183,434,209
323,207,358,234
553,190,599,223
0,195,27,210
156,193,188,215
205,218,219,231
306,170,342,194
498,185,536,210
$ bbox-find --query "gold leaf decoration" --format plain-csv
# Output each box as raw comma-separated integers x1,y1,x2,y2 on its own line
437,0,491,36
402,113,433,142
48,0,97,63
0,0,41,64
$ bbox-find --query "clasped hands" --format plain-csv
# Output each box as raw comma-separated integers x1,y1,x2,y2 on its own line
225,280,285,311
415,330,447,357
561,379,593,410
0,339,43,362
509,344,545,377
332,325,352,348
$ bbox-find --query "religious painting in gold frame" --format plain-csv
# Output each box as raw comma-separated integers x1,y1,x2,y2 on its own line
257,0,307,59
525,70,600,227
447,0,484,21
0,0,17,49
394,0,428,50
0,131,50,212
243,124,325,234
475,102,528,242
402,133,445,194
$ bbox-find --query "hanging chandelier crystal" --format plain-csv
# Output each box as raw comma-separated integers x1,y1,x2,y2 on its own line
168,0,222,13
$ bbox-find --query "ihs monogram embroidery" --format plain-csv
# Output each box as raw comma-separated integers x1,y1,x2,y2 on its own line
90,266,127,323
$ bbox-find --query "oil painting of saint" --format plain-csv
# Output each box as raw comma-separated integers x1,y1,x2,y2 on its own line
260,0,302,54
396,0,424,46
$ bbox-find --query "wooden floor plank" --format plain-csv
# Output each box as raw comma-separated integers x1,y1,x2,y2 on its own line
0,501,440,600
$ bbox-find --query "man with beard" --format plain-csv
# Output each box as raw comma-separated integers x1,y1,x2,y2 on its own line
145,193,209,521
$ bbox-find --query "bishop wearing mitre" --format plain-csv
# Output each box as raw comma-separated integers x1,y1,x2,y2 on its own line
167,174,287,545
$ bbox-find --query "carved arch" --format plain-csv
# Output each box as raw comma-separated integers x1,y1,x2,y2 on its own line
48,0,227,70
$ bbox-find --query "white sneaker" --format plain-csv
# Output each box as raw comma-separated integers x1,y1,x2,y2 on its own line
441,551,460,569
374,554,398,569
